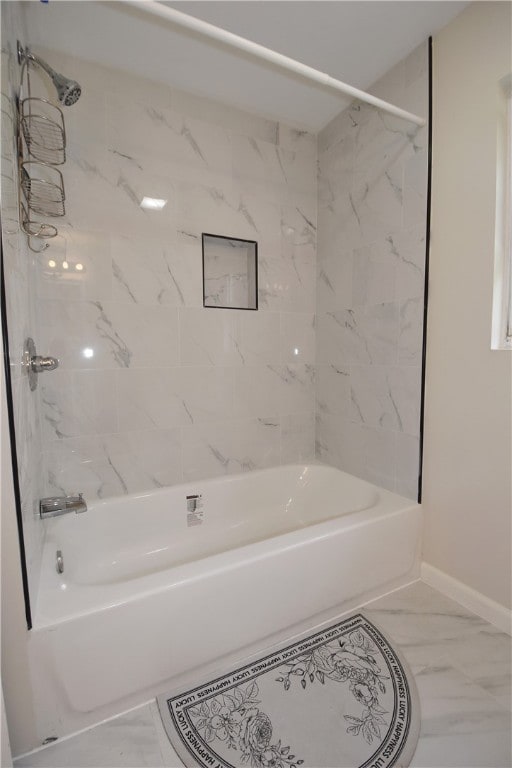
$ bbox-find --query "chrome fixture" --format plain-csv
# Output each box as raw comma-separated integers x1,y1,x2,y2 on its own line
23,338,59,391
17,42,81,106
40,494,87,519
16,42,74,251
56,550,64,574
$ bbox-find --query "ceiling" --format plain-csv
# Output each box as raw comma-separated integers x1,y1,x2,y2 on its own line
23,0,468,131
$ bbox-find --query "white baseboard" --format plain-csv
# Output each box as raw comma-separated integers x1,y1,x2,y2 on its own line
421,562,511,635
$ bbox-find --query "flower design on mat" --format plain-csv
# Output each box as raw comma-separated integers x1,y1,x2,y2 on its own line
275,629,389,746
189,682,304,768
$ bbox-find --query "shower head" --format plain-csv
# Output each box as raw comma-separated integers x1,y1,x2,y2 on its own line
47,69,82,107
18,43,81,106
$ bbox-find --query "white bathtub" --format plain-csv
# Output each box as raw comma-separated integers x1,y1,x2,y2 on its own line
29,464,422,741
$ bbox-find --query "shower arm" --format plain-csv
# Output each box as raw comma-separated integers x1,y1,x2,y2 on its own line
125,0,426,127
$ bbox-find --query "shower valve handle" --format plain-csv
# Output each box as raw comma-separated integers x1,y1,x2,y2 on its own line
23,337,59,391
30,355,59,373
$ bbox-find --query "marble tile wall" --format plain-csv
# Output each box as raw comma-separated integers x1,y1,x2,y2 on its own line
1,3,46,609
26,49,317,499
315,43,428,499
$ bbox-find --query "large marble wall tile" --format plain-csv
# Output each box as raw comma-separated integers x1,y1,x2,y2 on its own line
399,296,424,366
258,252,315,312
317,104,361,155
315,363,351,419
317,249,353,312
350,365,401,431
352,242,396,307
394,432,420,500
181,308,282,368
316,41,428,498
233,366,281,418
317,183,362,254
35,229,113,303
403,149,429,229
387,226,426,301
316,306,398,366
280,312,315,364
359,302,400,364
170,87,279,145
361,426,396,492
385,366,422,436
351,157,404,245
117,366,234,432
281,411,315,464
316,311,365,367
350,364,421,437
39,300,180,370
236,311,281,366
106,97,232,180
41,370,119,441
17,51,318,504
278,125,317,158
178,186,284,258
111,236,202,307
318,132,354,185
271,363,315,415
180,308,243,367
44,429,182,499
182,417,281,482
353,109,419,173
232,133,290,198
316,411,366,479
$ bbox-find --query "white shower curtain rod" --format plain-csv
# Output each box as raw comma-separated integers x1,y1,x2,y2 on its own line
126,0,427,127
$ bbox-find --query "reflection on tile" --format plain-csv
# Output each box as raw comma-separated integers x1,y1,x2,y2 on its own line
280,312,315,364
39,300,180,370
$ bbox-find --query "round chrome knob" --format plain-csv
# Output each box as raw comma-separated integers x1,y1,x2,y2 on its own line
30,355,59,372
23,337,59,391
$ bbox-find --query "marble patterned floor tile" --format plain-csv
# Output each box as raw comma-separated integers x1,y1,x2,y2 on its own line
15,703,169,767
364,582,512,767
14,582,511,768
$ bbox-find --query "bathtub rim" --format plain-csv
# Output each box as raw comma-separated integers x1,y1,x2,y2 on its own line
34,463,420,629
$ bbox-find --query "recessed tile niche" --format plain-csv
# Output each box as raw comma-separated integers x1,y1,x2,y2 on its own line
202,233,258,310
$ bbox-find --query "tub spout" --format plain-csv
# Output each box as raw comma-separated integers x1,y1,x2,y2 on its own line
40,493,87,518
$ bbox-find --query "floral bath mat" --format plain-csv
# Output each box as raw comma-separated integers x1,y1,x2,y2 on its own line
158,613,420,768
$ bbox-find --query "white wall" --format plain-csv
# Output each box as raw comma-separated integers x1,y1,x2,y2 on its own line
423,1,512,610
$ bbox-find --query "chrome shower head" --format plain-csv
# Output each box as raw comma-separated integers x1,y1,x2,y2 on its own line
50,71,81,107
18,43,82,106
